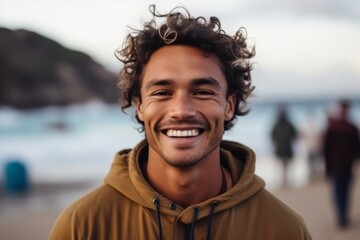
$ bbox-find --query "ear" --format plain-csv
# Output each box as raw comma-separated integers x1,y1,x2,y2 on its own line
224,94,236,121
135,98,144,121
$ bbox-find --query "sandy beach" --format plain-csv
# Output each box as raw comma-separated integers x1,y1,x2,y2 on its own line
276,174,360,240
1,169,359,240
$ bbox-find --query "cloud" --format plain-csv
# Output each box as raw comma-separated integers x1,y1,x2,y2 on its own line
241,0,360,20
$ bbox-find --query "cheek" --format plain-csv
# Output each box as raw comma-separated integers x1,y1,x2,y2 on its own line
202,106,227,124
138,102,163,124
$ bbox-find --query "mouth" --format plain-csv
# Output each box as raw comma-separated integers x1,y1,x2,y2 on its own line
162,129,203,138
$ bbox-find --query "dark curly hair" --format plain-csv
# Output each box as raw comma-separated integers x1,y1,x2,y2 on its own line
115,5,255,131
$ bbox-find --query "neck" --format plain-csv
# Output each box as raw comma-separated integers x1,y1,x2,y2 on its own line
144,150,230,208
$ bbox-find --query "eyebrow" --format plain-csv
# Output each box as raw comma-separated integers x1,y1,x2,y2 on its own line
143,77,221,90
191,77,221,89
143,79,172,90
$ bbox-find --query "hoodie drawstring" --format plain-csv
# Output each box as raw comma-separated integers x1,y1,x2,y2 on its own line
153,198,219,240
153,197,163,240
206,201,218,240
189,207,200,240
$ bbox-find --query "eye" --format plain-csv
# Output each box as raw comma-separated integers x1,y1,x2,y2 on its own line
193,89,215,97
151,90,172,97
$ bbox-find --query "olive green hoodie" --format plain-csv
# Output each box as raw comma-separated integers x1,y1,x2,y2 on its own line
49,140,312,240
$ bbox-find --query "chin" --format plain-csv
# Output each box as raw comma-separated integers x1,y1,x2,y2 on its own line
164,155,204,168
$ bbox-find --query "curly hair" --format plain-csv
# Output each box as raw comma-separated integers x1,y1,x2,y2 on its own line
115,5,255,131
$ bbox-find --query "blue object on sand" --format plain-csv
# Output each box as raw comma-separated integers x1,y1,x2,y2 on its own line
4,160,29,194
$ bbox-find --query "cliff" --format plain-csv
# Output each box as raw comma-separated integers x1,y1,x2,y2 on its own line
0,27,119,109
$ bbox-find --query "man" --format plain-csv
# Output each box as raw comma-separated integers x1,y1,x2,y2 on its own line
271,105,297,187
49,5,312,239
323,100,360,228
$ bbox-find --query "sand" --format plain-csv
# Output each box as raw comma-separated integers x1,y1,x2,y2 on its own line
1,171,359,240
276,174,360,240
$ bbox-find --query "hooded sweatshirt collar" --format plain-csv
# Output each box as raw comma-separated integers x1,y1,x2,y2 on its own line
105,139,265,221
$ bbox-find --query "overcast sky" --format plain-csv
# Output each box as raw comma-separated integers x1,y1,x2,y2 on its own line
1,0,359,100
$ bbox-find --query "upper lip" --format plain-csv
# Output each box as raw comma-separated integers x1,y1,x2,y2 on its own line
159,125,204,131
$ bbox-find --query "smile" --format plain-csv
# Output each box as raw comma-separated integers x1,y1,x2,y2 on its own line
165,129,200,137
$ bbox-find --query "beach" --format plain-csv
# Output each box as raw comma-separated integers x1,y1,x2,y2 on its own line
276,172,360,240
1,165,359,240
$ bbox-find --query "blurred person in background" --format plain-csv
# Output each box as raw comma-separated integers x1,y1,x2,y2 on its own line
49,5,312,240
323,99,360,229
271,105,298,187
300,110,323,181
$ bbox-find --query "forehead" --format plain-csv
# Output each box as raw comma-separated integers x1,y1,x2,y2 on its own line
141,45,226,88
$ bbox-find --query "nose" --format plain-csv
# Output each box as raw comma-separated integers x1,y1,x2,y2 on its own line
168,92,196,119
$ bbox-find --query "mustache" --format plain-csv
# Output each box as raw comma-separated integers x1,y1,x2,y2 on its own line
157,118,208,129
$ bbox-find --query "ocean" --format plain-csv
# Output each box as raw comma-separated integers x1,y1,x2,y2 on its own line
1,99,359,190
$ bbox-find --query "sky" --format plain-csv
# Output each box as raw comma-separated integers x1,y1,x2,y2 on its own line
1,0,359,101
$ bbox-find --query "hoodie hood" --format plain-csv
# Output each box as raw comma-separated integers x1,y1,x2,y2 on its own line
104,139,265,222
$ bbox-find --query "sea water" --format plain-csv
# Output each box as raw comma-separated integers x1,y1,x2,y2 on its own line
1,100,359,190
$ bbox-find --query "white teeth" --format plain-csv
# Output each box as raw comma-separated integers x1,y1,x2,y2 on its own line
166,129,200,137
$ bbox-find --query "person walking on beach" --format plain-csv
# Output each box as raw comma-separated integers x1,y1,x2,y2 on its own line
49,5,312,240
271,105,298,187
300,110,323,181
323,99,360,228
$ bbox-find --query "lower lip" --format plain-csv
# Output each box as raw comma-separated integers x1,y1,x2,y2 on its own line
164,134,201,147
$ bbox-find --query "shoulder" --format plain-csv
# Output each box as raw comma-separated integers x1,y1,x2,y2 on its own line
255,189,302,218
247,189,311,238
49,184,129,239
61,183,131,215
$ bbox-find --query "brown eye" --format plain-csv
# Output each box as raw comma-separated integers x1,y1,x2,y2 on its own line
193,90,215,97
152,90,172,97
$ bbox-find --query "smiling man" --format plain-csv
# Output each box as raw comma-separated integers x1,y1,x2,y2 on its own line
49,5,312,240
